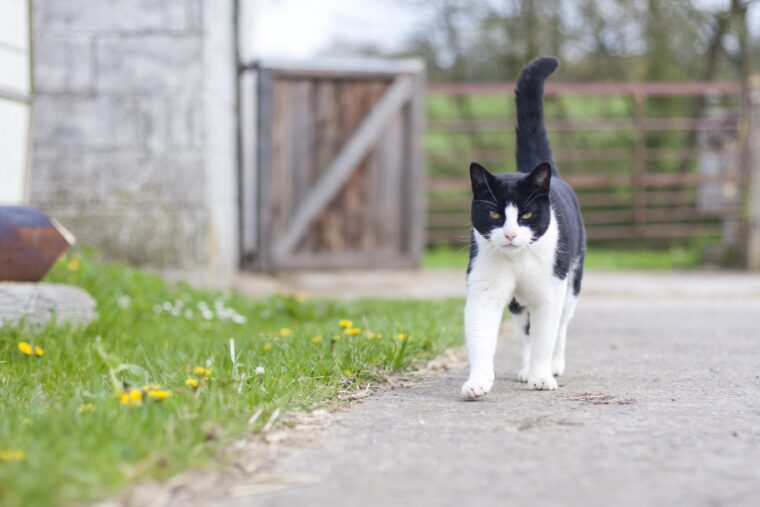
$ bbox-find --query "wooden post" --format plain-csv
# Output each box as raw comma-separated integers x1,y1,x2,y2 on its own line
746,75,760,270
632,92,647,235
404,69,427,266
254,69,275,272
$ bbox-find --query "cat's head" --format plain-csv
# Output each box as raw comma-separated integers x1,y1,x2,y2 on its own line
469,162,552,253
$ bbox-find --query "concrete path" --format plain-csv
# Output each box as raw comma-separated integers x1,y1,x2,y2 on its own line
138,272,760,507
235,269,760,301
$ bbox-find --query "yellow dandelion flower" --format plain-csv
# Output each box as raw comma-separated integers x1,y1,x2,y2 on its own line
0,449,25,462
263,342,272,352
396,333,408,342
193,366,212,377
17,342,33,356
311,335,323,344
279,328,292,337
119,389,143,405
147,390,172,401
339,319,352,328
34,346,44,357
344,327,361,336
185,378,200,389
66,257,80,271
142,384,161,391
78,403,96,414
365,330,376,339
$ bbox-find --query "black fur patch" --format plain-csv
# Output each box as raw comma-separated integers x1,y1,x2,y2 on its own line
467,230,478,275
508,298,525,314
572,253,585,296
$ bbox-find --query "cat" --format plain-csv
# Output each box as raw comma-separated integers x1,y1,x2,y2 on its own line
461,56,586,400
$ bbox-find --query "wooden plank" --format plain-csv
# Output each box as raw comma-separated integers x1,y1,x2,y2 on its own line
633,93,647,233
239,70,258,267
273,76,414,257
253,69,275,271
588,223,721,240
427,172,748,193
429,148,703,166
645,207,741,223
428,81,743,97
371,88,404,251
290,79,315,208
249,58,425,78
642,171,746,186
428,117,738,133
405,70,428,265
747,75,760,269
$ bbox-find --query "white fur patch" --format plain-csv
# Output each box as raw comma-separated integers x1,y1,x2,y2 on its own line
486,204,535,252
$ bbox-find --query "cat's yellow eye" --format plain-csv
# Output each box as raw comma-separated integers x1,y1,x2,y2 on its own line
489,211,501,220
521,212,533,220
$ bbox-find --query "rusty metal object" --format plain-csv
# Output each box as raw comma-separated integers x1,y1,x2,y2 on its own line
0,206,75,282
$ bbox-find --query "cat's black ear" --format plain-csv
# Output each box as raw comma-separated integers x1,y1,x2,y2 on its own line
528,163,552,193
470,162,495,195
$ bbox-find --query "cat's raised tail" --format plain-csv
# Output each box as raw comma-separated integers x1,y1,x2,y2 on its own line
515,55,559,176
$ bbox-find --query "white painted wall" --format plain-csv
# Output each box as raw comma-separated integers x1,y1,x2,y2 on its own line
0,0,31,204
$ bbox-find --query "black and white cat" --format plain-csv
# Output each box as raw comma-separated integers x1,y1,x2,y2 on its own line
462,56,586,400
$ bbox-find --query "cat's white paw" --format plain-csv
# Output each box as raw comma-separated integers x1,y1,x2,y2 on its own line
517,367,530,382
461,378,493,400
551,357,565,377
527,372,558,391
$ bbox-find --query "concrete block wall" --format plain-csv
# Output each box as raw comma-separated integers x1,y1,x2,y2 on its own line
30,0,239,284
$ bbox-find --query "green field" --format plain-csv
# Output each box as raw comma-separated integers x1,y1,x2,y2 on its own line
0,254,464,507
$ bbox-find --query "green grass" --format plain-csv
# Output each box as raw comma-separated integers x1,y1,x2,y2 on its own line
0,254,464,507
423,245,702,271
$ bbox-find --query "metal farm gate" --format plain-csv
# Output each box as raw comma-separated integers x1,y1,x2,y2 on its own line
426,81,751,259
240,60,426,272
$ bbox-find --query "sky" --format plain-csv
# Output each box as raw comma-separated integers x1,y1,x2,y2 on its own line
249,0,423,59
248,0,760,61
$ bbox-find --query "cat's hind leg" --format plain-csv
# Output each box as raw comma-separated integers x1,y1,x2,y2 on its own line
509,299,531,382
526,283,567,390
552,289,577,377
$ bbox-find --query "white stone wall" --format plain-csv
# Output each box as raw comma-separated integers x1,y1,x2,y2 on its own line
30,0,239,284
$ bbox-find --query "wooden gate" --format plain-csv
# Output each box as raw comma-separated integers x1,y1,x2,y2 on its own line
241,60,426,272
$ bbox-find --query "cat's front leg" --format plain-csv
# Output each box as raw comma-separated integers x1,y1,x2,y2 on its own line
526,286,566,391
461,285,509,400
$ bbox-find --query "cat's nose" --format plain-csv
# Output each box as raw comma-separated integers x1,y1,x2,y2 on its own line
504,231,517,242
